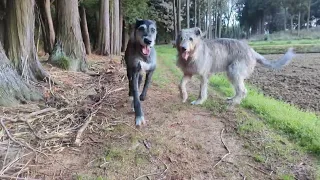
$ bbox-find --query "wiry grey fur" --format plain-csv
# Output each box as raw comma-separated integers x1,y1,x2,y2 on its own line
176,27,295,105
125,19,157,127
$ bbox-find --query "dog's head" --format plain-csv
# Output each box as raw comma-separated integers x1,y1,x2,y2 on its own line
176,27,205,60
134,19,157,56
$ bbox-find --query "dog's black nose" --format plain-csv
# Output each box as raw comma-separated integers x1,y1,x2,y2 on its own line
144,38,152,45
181,47,187,52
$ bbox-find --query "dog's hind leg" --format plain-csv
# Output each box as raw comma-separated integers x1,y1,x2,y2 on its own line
179,75,191,103
227,63,247,105
140,71,154,101
191,75,208,105
132,72,145,127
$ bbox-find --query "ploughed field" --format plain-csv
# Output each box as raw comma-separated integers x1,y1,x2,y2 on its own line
248,53,320,112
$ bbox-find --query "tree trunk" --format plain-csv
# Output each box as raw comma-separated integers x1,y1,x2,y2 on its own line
214,2,218,38
194,0,197,27
187,0,190,28
0,0,5,45
49,0,87,72
5,0,48,81
198,0,201,29
177,0,181,32
38,0,55,54
173,0,177,39
290,15,294,33
80,6,91,55
207,0,211,38
121,20,128,52
284,7,287,30
97,0,110,55
218,12,222,38
298,11,301,36
111,0,120,55
307,0,311,31
119,0,123,54
0,42,42,106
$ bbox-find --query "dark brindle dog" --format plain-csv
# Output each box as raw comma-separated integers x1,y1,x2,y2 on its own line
124,19,157,127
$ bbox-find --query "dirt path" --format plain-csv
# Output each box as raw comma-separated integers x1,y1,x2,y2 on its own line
21,55,315,180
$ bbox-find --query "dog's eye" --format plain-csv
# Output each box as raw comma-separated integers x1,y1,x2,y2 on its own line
138,26,145,31
151,28,155,33
189,37,193,41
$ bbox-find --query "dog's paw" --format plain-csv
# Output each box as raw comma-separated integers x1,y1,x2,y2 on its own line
140,94,146,101
129,97,135,112
191,100,203,105
135,116,146,127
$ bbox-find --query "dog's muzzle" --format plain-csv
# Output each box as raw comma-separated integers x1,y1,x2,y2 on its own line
180,46,189,60
144,38,152,45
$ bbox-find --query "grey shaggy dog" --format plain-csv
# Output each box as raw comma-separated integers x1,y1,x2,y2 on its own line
124,19,157,127
176,27,295,105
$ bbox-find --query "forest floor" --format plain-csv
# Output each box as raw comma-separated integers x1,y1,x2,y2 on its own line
0,47,319,180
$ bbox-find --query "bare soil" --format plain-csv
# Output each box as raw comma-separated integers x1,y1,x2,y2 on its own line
0,55,315,180
248,53,320,112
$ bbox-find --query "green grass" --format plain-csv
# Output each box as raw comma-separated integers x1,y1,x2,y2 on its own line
247,38,320,54
156,45,320,155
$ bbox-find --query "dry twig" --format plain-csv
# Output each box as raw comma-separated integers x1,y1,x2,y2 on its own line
0,119,37,153
245,163,270,175
134,158,168,180
74,109,99,146
213,128,231,168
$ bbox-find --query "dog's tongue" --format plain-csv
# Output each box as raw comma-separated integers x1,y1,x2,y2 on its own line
142,46,151,56
182,52,189,60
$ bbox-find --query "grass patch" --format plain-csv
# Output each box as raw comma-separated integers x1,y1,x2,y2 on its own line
156,45,320,155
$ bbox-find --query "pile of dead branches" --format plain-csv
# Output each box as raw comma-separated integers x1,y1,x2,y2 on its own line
0,58,127,179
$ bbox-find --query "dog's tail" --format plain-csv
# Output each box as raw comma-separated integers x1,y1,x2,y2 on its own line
253,48,295,70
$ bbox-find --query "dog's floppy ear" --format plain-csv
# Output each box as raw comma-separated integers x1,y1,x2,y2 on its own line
194,27,202,36
135,18,143,29
201,30,207,38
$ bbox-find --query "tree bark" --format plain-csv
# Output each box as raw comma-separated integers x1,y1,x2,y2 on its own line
198,0,201,30
112,0,121,55
194,0,197,27
49,0,87,72
207,0,211,38
290,15,294,33
121,20,129,52
284,7,287,30
307,0,311,31
0,0,5,45
97,0,110,55
173,0,177,39
119,0,123,54
177,0,181,32
0,42,42,106
187,0,190,28
298,11,301,36
38,0,55,54
5,0,48,81
80,6,91,55
218,12,222,38
214,1,218,39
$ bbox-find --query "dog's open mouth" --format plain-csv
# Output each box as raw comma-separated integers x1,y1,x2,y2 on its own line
181,51,190,60
141,45,151,56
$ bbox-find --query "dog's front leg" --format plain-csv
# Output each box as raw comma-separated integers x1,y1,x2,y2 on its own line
132,71,145,127
140,71,154,101
191,75,208,105
179,75,191,103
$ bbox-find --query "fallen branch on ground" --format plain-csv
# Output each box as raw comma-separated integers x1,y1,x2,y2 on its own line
74,109,99,146
213,128,231,168
134,157,168,180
